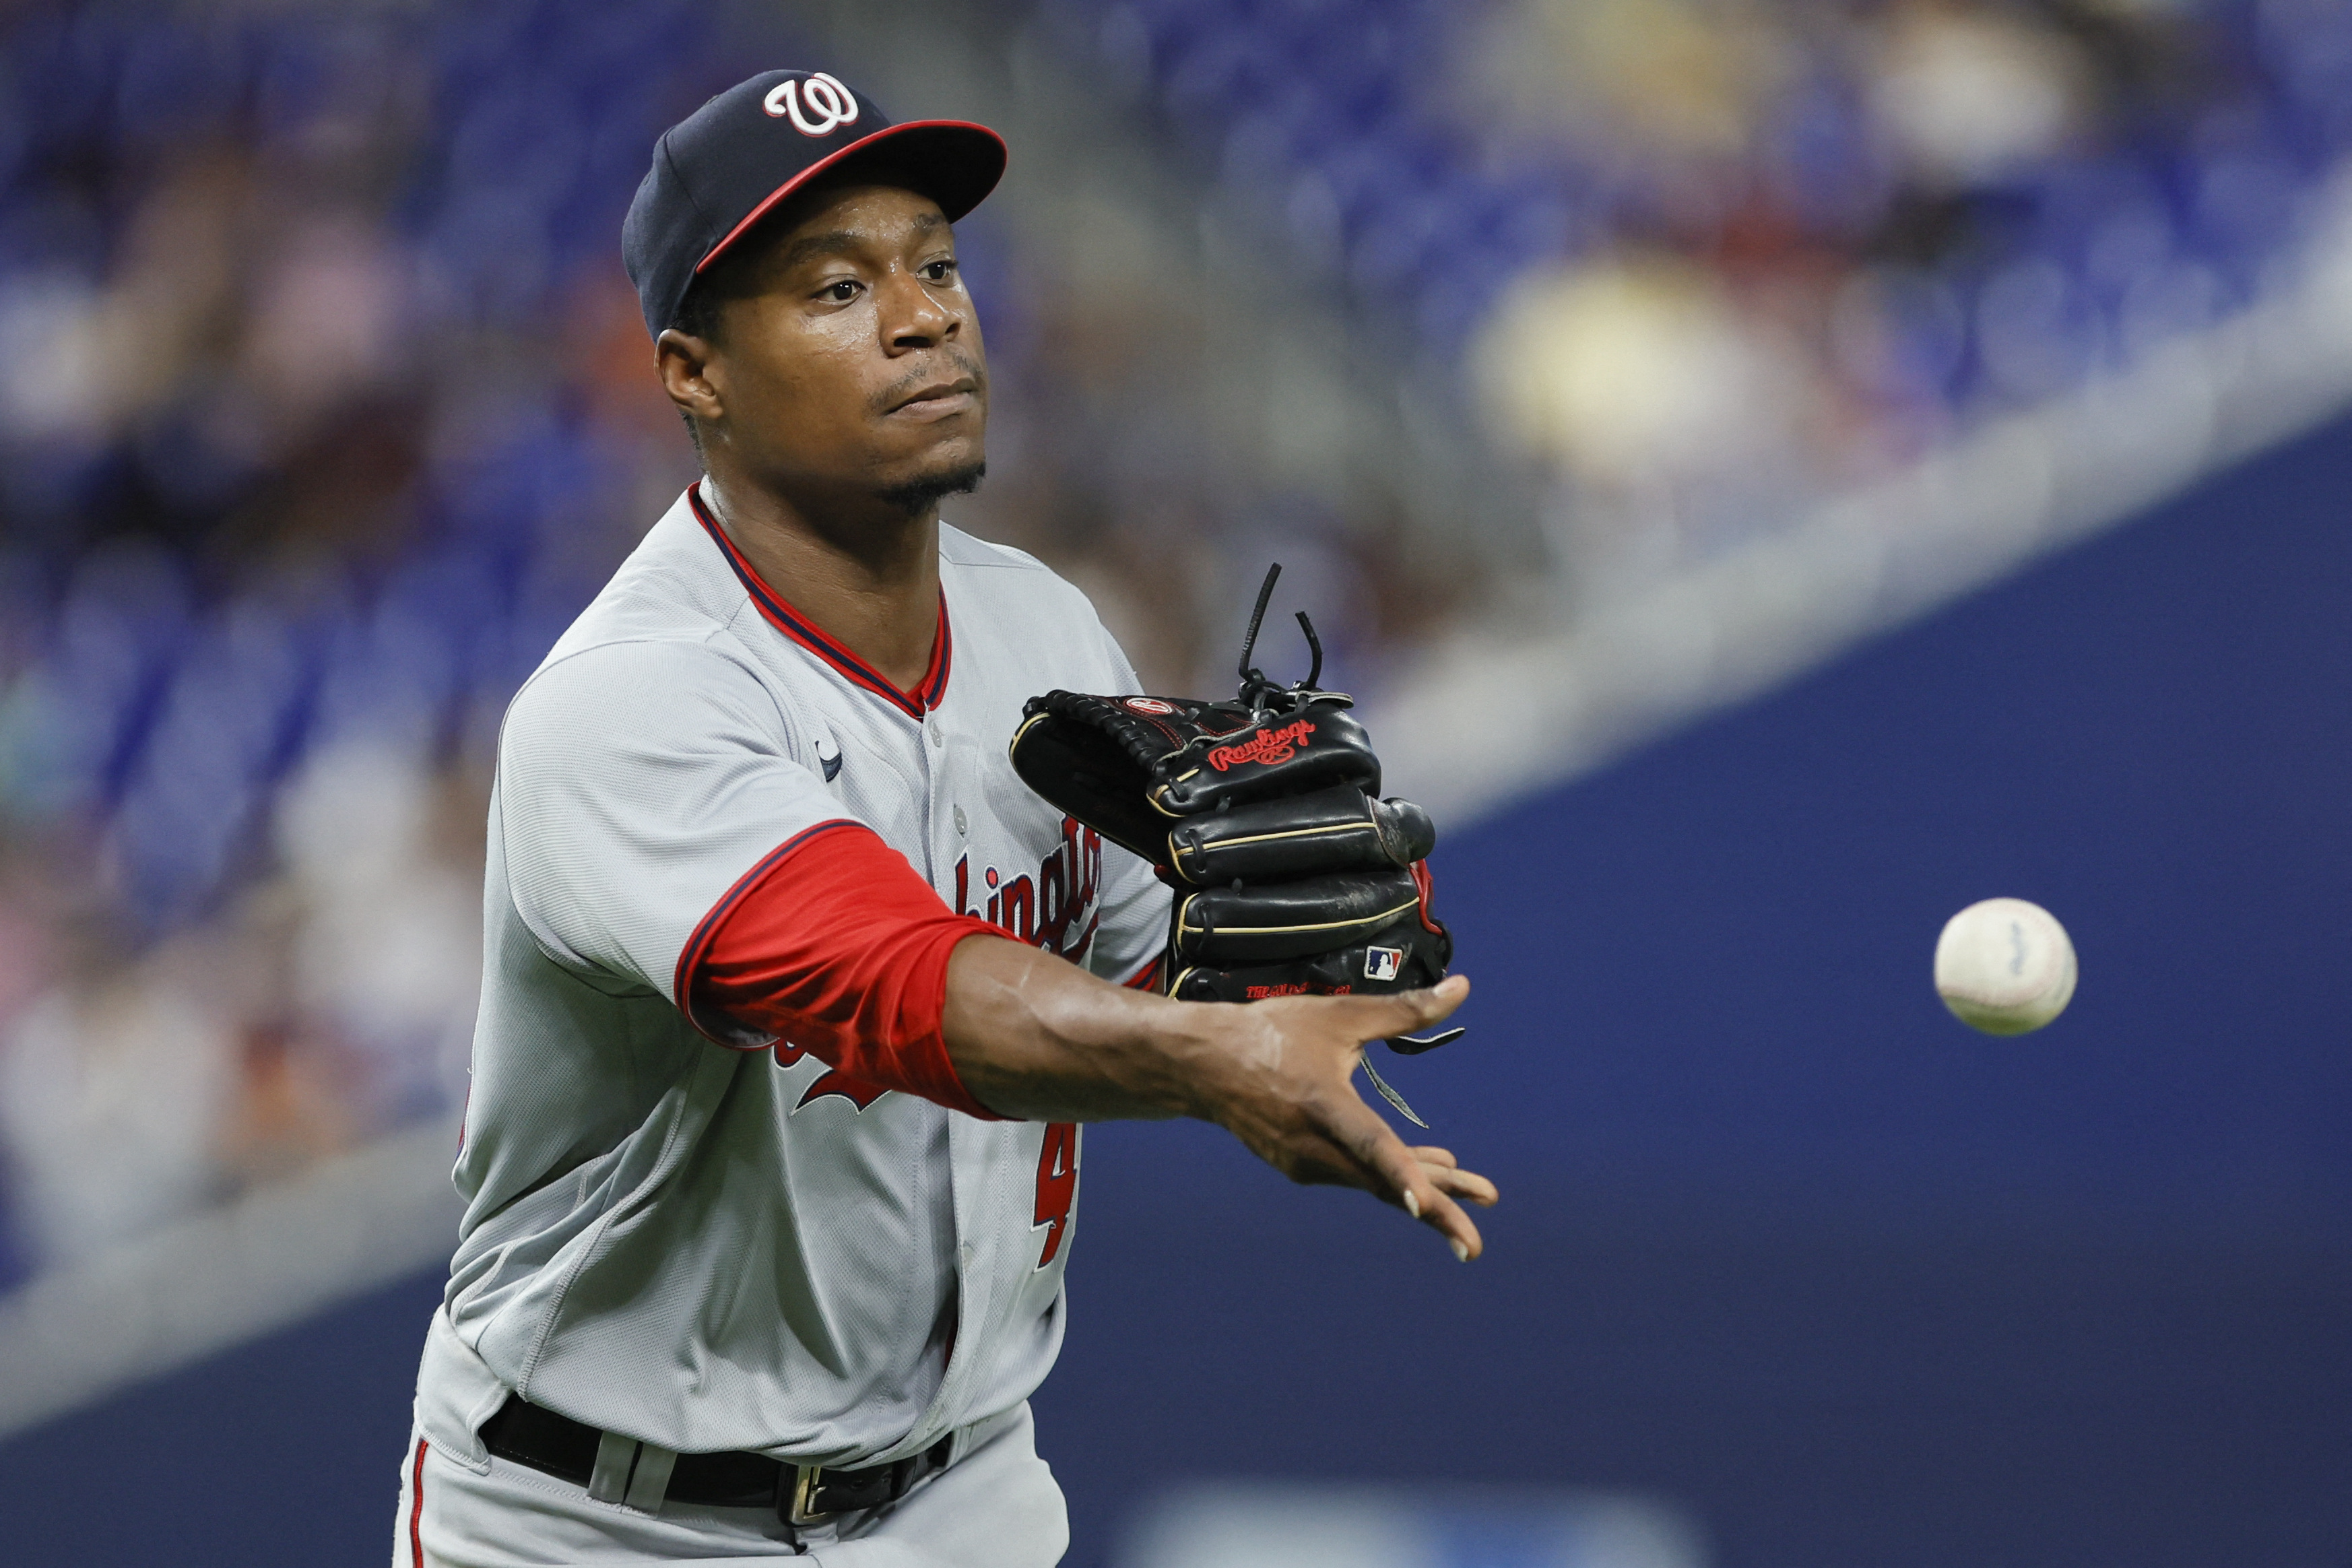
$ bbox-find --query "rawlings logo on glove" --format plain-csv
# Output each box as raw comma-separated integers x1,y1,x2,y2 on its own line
1206,719,1315,771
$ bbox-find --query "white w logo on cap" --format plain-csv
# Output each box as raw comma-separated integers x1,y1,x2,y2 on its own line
764,73,859,137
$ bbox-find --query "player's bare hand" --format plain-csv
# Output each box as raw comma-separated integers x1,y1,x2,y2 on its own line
944,941,1494,1255
1191,973,1496,1261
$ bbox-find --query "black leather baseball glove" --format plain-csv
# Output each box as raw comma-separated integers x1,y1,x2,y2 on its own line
1009,566,1460,1123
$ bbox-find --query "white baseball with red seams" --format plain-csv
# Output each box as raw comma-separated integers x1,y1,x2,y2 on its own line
1934,897,2077,1035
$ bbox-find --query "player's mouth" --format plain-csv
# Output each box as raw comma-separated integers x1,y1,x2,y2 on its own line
884,377,979,421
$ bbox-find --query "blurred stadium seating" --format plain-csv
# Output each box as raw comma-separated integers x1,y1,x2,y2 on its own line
1034,0,2352,595
0,1,2349,1563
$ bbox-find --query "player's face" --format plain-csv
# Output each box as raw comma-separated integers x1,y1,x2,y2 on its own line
701,183,987,509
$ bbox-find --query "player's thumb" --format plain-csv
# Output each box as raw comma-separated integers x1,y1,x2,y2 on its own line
1345,973,1469,1043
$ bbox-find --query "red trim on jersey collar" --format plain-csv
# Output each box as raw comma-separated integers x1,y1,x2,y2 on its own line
690,483,952,717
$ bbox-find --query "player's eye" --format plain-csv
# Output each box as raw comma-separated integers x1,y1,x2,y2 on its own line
920,259,958,284
818,279,861,302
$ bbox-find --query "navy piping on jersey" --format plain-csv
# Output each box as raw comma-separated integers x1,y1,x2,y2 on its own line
690,483,952,717
673,818,865,1048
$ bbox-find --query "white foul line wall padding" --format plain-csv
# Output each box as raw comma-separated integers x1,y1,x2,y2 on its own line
0,1115,462,1440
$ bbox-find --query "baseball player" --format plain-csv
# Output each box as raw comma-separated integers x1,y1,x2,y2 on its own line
393,70,1495,1568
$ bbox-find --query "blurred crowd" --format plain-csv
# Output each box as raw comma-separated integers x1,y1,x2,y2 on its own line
1039,0,2348,597
0,0,2343,1286
0,0,729,1284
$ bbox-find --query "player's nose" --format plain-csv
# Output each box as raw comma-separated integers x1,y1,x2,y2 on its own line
881,271,960,351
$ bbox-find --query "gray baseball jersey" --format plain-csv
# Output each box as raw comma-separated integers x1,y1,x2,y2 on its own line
422,486,1169,1468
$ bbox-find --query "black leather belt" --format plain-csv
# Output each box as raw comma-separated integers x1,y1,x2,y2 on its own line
480,1394,948,1524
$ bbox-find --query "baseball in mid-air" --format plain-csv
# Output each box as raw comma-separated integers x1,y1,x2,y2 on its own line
1933,897,2077,1035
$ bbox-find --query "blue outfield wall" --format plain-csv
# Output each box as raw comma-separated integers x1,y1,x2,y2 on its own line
4,412,2350,1565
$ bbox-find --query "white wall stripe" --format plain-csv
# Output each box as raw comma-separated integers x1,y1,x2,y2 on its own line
0,1115,461,1439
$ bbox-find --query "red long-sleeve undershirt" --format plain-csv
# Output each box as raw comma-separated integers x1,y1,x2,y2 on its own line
680,821,1009,1120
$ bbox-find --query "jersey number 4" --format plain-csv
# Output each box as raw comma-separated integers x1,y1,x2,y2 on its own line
1033,1122,1078,1269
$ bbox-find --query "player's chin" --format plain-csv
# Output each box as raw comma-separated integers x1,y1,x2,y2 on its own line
873,444,987,512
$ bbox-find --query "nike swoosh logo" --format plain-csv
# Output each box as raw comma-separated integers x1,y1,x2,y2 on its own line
816,738,843,783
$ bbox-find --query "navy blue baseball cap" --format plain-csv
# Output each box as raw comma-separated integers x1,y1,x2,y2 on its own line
623,69,1007,341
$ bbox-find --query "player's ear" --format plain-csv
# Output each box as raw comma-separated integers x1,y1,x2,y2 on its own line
657,327,725,428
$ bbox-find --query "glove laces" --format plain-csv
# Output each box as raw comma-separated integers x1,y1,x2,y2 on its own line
1235,563,1324,713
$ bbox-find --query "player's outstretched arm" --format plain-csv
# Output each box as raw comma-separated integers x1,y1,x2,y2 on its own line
942,936,1497,1260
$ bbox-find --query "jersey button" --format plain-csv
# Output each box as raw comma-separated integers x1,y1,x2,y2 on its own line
925,715,944,748
953,805,968,835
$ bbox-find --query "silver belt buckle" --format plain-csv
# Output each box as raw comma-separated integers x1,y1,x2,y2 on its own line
786,1464,830,1526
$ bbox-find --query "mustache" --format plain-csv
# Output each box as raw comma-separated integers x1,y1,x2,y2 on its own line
872,353,985,413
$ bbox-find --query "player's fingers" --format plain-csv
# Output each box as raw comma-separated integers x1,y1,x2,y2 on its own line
1423,1163,1499,1208
1408,1143,1497,1206
1423,1189,1484,1260
1328,1092,1484,1260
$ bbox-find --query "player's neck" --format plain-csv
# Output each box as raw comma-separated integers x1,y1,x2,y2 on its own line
700,473,942,694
